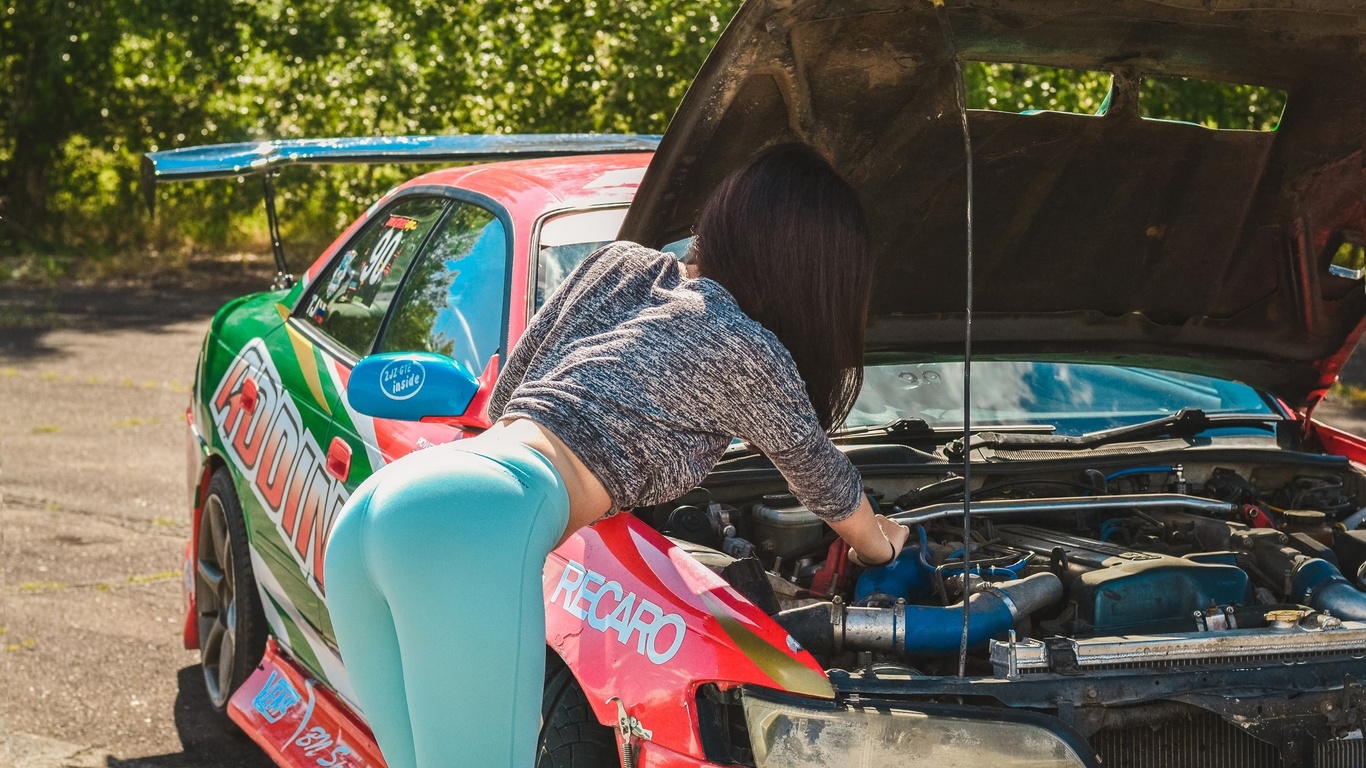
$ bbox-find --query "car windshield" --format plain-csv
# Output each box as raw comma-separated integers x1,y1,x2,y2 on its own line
534,219,1275,438
847,361,1275,436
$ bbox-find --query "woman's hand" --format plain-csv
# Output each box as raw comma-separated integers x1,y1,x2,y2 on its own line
827,495,911,568
847,514,911,567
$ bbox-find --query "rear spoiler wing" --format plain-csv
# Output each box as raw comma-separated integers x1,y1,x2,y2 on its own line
141,133,660,287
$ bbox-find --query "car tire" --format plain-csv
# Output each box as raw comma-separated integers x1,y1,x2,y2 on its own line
196,468,269,714
537,658,621,768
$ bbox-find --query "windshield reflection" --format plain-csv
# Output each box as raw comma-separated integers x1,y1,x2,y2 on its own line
848,362,1273,436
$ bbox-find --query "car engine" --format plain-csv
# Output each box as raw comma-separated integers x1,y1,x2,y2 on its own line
640,452,1366,767
645,460,1366,676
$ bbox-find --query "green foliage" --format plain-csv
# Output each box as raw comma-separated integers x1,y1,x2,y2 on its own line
1139,77,1284,131
1330,381,1366,411
0,0,738,264
963,63,1285,131
964,64,1113,115
0,1,1288,273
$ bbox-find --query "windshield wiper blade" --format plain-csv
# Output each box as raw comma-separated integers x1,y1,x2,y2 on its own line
948,407,1281,458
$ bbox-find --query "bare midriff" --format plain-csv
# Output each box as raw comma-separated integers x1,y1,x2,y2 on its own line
481,416,615,546
478,259,690,545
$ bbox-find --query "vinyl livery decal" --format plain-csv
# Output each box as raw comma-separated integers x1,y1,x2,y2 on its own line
254,671,302,724
231,644,384,767
550,558,687,664
379,359,424,400
211,339,348,594
293,725,353,766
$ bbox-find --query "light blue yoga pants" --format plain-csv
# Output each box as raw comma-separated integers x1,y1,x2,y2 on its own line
323,439,571,768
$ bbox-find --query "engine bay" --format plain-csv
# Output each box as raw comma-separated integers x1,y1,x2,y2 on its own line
644,456,1366,677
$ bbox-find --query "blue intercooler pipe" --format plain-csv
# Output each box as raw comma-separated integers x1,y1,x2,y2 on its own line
853,526,1030,603
775,572,1063,655
1290,558,1366,620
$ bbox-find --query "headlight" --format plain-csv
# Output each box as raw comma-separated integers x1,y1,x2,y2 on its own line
739,687,1095,768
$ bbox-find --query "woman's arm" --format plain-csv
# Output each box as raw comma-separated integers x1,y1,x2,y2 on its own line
746,425,910,567
706,316,910,567
827,495,910,567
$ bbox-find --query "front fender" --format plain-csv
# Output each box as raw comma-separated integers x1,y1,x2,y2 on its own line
182,403,215,650
544,514,831,760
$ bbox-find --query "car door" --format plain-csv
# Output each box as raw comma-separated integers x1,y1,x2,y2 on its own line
332,197,512,459
249,195,449,670
317,197,512,617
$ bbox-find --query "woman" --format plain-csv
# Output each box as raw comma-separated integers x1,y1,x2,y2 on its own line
323,143,911,768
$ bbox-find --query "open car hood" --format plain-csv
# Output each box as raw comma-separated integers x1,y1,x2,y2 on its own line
620,0,1366,408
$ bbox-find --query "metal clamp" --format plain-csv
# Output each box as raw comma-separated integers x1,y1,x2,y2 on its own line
830,595,846,654
893,598,907,651
1003,630,1021,680
608,697,652,768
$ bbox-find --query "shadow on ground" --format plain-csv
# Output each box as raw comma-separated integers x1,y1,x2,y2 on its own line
0,286,256,361
105,666,274,768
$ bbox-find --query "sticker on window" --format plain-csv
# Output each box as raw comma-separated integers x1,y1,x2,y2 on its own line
325,251,357,300
307,295,328,324
356,229,406,289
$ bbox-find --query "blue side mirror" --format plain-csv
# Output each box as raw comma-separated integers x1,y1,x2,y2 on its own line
347,352,480,421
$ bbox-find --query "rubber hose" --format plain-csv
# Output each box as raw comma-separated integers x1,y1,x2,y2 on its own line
854,528,934,603
1291,558,1366,621
777,572,1063,655
853,535,1028,604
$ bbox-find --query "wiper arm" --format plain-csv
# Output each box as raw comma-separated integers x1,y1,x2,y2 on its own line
947,407,1280,459
830,418,935,439
830,418,1054,442
723,419,941,458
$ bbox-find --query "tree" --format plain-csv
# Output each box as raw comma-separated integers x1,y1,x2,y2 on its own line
1,0,122,242
0,1,1289,262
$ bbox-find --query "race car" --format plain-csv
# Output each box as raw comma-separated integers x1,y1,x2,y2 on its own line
148,1,1366,766
146,134,686,766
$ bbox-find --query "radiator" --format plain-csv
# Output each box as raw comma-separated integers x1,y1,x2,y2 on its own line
1089,710,1366,768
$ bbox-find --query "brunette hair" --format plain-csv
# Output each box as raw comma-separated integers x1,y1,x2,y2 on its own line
691,143,873,431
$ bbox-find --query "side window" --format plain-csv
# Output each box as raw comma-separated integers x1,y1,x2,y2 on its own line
378,202,508,375
534,207,628,311
300,197,448,357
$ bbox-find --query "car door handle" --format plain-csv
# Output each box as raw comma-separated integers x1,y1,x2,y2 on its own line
326,437,352,483
241,376,260,414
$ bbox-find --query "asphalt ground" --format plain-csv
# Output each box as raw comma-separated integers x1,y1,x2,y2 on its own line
0,284,275,768
5,281,1366,768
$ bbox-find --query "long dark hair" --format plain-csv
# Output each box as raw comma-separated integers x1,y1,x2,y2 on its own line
691,143,873,431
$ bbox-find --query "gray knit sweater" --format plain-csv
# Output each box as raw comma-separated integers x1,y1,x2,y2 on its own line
487,241,863,521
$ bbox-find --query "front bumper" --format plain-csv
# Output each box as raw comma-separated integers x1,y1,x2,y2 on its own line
819,660,1366,768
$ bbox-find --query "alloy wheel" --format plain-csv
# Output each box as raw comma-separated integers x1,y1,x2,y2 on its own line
197,493,238,709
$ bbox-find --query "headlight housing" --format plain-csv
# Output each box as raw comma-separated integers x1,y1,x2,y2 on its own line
736,687,1096,768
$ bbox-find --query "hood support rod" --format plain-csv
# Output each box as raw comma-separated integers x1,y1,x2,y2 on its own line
930,0,976,679
261,173,294,290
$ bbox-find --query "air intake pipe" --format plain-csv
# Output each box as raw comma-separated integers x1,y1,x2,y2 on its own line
1240,528,1366,621
775,572,1063,656
854,526,1031,603
1291,558,1366,621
